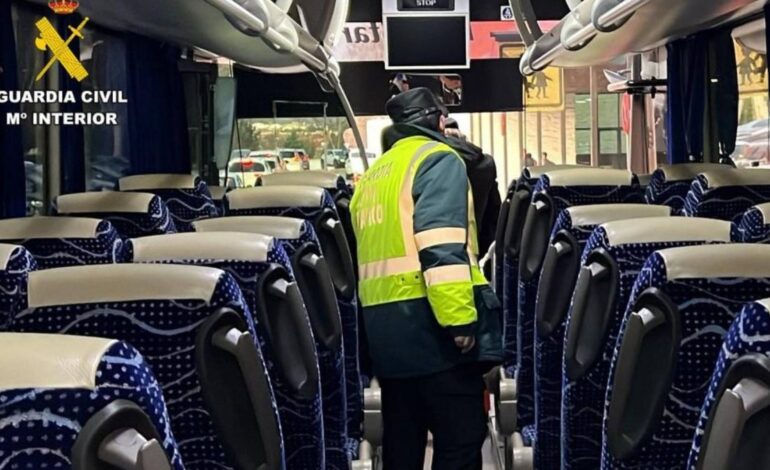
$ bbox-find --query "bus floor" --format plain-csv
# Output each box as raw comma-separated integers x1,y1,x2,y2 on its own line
422,436,498,469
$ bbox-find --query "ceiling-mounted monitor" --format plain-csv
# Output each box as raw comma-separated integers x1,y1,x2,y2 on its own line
383,0,470,70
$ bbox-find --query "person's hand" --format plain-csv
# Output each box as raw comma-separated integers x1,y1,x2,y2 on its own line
454,335,476,354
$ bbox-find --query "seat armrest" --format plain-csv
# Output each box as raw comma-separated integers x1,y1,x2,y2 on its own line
498,367,518,436
363,379,383,448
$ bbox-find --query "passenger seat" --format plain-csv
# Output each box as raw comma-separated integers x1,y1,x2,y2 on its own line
532,204,672,469
602,244,770,469
561,217,733,470
0,244,36,329
226,186,364,446
118,174,218,231
735,202,770,243
515,168,643,434
55,191,177,237
683,168,770,221
645,163,731,213
687,297,770,470
0,217,124,268
193,216,359,456
128,232,330,468
0,333,183,469
12,264,285,470
209,186,229,216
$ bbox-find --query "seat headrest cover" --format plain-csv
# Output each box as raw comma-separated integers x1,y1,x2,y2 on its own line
208,187,227,200
227,186,326,209
657,244,770,280
194,216,305,239
753,298,770,313
752,203,770,224
544,168,636,186
658,163,730,181
28,264,223,308
602,217,732,246
261,171,345,189
131,232,274,262
56,192,156,214
0,244,23,270
119,174,197,190
0,217,103,239
566,204,671,227
0,333,116,390
701,168,770,188
523,164,583,180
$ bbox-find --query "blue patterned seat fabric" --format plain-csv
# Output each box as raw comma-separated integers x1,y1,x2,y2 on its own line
517,169,643,431
127,232,330,469
685,299,770,468
735,202,770,243
55,191,178,238
645,164,729,214
0,217,124,269
10,264,285,470
0,244,36,330
533,204,671,470
192,216,351,464
683,168,770,222
601,244,770,469
0,333,184,469
119,174,218,231
561,218,732,470
225,186,363,453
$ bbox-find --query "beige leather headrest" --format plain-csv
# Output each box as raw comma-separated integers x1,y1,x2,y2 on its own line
523,164,583,180
0,244,23,270
752,203,770,224
565,204,671,227
0,217,104,239
700,168,770,188
602,217,732,246
658,244,770,280
0,333,117,390
56,192,156,214
131,232,274,262
227,186,326,210
657,163,730,182
194,216,305,240
209,187,227,201
637,174,652,186
544,168,636,186
28,264,223,308
119,174,197,191
260,171,345,189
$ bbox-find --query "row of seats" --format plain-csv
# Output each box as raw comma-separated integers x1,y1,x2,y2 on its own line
491,163,770,470
0,172,364,470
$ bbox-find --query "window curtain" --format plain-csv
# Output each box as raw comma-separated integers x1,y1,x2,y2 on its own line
666,35,707,164
125,35,190,175
706,29,738,160
58,14,85,194
0,2,25,218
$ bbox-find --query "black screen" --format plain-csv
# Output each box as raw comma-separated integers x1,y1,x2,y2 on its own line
386,16,467,68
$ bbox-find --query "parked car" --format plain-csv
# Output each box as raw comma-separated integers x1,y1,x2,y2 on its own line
279,148,310,171
323,149,348,169
220,156,273,187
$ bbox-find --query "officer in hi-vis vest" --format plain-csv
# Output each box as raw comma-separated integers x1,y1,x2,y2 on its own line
351,88,503,469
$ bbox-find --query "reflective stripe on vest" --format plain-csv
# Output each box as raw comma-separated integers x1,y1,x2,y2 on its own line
351,136,486,307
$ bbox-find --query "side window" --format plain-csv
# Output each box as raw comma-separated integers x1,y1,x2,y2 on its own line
733,34,769,168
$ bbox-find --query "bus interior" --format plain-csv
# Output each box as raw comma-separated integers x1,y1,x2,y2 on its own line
1,0,770,469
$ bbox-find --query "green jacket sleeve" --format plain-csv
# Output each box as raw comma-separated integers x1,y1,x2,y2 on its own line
412,150,477,336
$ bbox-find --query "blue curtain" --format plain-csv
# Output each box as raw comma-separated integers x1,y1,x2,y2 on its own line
708,29,738,158
0,2,25,218
58,15,85,194
666,35,708,164
125,35,190,175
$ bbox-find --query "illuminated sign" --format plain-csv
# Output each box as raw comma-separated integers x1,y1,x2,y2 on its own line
398,0,454,11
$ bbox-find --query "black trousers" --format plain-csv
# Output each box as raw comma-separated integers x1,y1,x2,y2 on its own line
380,365,488,470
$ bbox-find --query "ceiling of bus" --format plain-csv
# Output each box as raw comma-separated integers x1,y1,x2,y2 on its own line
541,0,762,68
24,0,305,68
